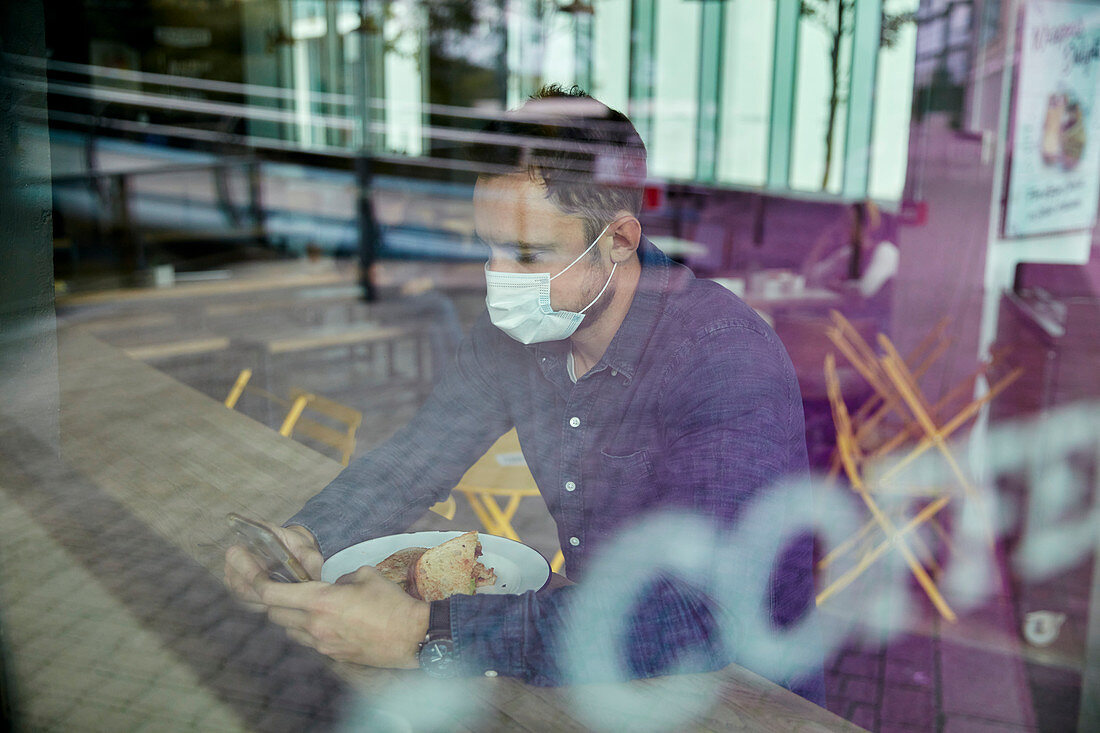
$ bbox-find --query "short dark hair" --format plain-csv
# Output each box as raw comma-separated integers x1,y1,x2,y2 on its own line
465,84,647,241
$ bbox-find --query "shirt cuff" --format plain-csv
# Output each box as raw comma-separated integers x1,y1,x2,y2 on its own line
281,517,331,557
448,592,532,680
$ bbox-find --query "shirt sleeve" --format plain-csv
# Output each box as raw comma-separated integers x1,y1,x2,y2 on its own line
287,315,514,557
446,321,822,702
448,576,726,687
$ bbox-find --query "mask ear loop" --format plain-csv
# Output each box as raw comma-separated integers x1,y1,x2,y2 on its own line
579,261,618,314
550,221,614,282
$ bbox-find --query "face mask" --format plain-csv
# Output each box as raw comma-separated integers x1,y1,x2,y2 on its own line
484,223,617,344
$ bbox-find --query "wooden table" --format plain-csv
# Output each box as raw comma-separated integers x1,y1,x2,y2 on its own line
21,329,862,732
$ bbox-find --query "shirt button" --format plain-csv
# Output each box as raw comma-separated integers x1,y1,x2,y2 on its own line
484,670,498,678
611,369,618,376
569,417,580,428
565,481,576,492
569,536,580,547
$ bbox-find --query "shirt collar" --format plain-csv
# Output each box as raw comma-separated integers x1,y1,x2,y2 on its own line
530,235,672,382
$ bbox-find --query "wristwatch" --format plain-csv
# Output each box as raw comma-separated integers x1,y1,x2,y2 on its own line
417,599,456,678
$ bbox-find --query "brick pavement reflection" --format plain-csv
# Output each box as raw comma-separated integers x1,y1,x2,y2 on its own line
0,421,351,731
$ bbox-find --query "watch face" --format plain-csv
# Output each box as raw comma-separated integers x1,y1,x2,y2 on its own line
418,638,456,679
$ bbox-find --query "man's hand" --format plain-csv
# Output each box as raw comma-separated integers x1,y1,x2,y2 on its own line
226,548,430,668
224,522,324,608
224,525,430,668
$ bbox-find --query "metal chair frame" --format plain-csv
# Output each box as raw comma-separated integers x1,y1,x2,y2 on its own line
452,429,565,574
816,321,1024,622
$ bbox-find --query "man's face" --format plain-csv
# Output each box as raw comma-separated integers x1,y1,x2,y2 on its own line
474,173,614,321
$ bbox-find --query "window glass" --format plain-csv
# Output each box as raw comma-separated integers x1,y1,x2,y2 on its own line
716,0,776,187
541,6,578,90
8,1,1098,732
383,0,424,156
648,0,701,180
869,0,920,201
790,1,853,193
507,0,577,108
506,0,536,106
915,13,946,86
591,0,631,113
289,0,327,148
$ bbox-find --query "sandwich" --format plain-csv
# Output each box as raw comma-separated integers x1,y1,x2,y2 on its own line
374,547,428,590
336,532,497,599
405,531,496,601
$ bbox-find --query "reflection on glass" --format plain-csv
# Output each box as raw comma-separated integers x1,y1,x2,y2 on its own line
869,0,919,201
591,0,630,112
383,0,425,156
790,0,854,193
506,0,581,107
716,0,777,187
649,0,701,181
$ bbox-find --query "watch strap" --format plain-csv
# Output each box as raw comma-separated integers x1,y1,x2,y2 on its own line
426,598,452,641
418,599,456,678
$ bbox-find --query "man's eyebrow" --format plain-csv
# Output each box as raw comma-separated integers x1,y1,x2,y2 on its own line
478,236,551,251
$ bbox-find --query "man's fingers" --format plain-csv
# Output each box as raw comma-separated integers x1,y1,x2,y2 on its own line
283,627,319,651
225,545,266,603
228,540,333,613
254,578,331,610
267,605,311,632
226,544,263,576
270,523,323,580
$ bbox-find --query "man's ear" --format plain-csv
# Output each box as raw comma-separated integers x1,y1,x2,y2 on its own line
608,216,641,263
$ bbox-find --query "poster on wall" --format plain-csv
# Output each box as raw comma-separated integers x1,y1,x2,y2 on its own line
1004,0,1100,238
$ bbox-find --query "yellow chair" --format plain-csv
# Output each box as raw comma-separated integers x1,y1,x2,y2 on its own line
871,335,1023,516
226,370,361,464
225,369,456,522
816,330,1024,622
225,368,310,438
816,353,958,621
452,429,564,574
824,311,952,477
824,312,1016,479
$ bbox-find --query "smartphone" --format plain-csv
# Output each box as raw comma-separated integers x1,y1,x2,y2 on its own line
227,513,311,583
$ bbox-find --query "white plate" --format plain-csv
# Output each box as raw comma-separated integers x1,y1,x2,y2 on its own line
321,531,551,595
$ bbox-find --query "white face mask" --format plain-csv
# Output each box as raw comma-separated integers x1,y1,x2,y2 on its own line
484,223,617,344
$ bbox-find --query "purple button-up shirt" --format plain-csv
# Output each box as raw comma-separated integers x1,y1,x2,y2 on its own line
289,239,823,703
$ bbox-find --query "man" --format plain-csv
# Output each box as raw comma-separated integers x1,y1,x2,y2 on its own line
226,86,823,703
